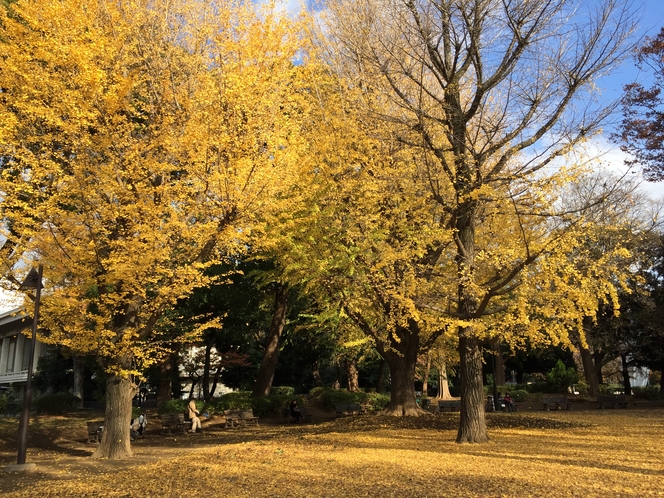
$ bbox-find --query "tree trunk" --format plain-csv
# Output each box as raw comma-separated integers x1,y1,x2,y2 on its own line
380,325,421,416
346,357,359,392
92,373,137,459
156,351,174,405
202,342,212,402
209,368,220,397
579,345,599,397
438,357,452,400
490,337,505,387
457,334,489,443
594,350,605,385
73,355,84,408
421,352,431,398
376,359,387,393
188,376,198,399
312,361,323,387
621,353,632,396
251,283,288,397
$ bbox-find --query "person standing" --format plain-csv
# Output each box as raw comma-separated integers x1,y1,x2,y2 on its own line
188,398,201,433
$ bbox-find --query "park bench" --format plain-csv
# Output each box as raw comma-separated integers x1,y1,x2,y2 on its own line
87,421,104,444
159,413,191,434
224,409,259,427
542,397,571,410
436,400,459,413
597,395,632,409
334,403,365,417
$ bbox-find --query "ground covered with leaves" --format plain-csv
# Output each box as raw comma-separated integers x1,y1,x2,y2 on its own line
0,408,662,497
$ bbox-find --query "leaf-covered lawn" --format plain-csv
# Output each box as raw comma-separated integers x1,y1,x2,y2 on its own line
0,410,662,497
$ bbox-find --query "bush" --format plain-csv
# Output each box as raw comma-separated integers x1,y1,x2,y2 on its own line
632,386,662,400
598,384,623,395
546,360,579,391
33,393,80,415
0,393,8,413
270,386,295,396
308,387,389,412
157,399,187,415
504,389,528,402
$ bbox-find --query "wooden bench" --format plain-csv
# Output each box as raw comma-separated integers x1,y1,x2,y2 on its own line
87,421,104,443
334,403,365,417
224,409,259,427
542,397,571,410
597,395,631,409
159,413,191,434
437,400,459,413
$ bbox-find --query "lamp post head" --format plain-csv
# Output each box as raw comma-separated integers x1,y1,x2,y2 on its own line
19,268,43,290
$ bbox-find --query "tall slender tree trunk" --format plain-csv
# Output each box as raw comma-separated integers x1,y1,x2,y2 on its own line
202,341,212,401
156,350,175,405
376,359,387,393
422,352,431,398
346,357,359,392
73,355,84,408
251,283,288,398
621,353,632,396
437,356,452,400
312,361,323,387
92,372,137,459
209,368,220,397
594,350,605,385
379,324,421,416
457,334,489,443
490,337,505,387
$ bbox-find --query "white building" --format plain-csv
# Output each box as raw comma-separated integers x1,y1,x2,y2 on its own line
0,307,45,394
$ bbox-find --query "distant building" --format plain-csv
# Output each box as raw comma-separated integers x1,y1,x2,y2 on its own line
0,307,45,395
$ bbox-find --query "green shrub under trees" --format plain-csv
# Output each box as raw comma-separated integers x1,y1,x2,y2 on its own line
308,387,389,412
33,393,81,415
546,360,579,391
632,386,662,400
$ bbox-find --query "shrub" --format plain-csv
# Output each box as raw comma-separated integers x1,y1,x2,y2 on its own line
546,360,579,391
33,393,80,415
308,387,389,412
632,386,662,400
598,384,623,395
157,399,187,415
0,393,8,413
505,389,528,402
270,386,295,396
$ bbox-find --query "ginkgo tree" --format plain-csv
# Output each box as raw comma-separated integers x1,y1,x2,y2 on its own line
311,0,640,443
0,0,310,459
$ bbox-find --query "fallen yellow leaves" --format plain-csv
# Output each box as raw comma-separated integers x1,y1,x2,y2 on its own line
1,410,662,497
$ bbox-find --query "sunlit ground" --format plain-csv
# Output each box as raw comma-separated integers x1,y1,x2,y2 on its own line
1,409,662,497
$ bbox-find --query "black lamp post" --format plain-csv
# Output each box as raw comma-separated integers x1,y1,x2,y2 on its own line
14,265,43,469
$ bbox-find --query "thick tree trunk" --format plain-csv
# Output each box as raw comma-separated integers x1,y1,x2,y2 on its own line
490,337,505,387
156,351,174,405
251,283,288,397
457,334,489,443
73,355,84,408
594,350,605,385
438,357,452,400
579,345,599,397
376,359,387,393
92,373,137,459
380,325,421,416
346,357,359,392
621,353,632,396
